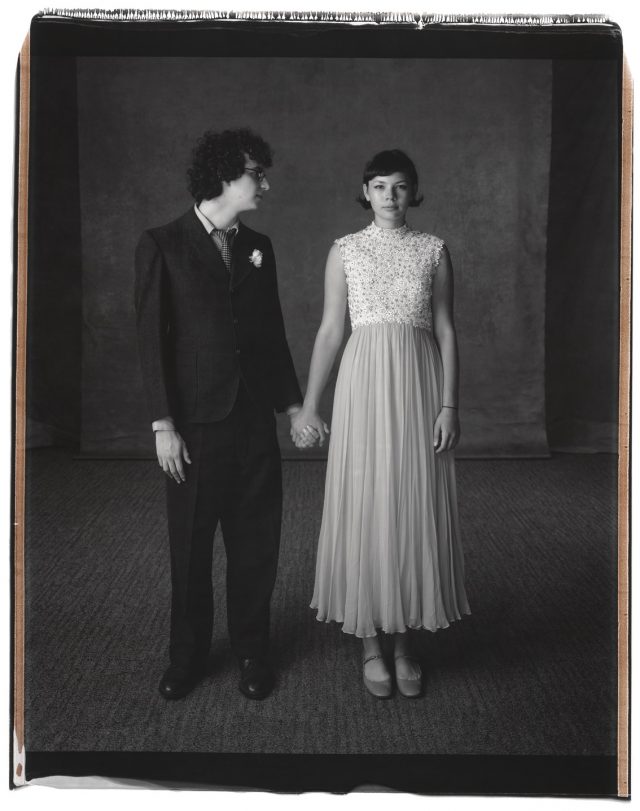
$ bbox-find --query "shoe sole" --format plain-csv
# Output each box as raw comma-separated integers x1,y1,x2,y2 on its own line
396,678,422,699
239,686,273,700
363,677,393,699
159,687,197,700
158,674,204,700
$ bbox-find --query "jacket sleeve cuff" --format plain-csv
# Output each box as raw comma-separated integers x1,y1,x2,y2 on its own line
152,417,176,431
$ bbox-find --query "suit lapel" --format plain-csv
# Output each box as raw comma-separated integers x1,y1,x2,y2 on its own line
183,208,229,285
230,224,257,291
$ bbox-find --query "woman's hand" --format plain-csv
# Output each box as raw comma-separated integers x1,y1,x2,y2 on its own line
290,408,330,449
433,407,460,454
156,430,192,483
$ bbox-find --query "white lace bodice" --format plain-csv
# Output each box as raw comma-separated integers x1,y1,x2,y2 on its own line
336,222,444,331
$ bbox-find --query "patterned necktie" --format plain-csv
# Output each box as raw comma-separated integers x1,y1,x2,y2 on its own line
212,228,234,271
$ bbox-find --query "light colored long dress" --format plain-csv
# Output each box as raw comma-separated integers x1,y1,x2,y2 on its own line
310,221,470,638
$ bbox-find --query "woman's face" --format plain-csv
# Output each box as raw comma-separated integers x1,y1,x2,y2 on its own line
363,172,413,228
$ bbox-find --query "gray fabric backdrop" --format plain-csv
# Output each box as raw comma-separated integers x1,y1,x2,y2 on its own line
75,57,552,457
545,60,620,452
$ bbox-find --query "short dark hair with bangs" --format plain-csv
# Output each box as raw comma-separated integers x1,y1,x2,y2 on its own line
187,127,273,203
357,149,424,209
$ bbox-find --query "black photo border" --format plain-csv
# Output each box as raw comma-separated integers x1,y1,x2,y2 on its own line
12,12,627,796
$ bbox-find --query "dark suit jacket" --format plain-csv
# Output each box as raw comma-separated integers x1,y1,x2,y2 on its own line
134,208,302,424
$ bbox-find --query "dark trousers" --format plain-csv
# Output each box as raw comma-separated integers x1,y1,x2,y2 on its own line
166,385,282,669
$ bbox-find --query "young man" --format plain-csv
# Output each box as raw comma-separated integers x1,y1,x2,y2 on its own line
135,128,302,701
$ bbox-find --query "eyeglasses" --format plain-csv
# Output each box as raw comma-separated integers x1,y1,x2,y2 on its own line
244,166,267,183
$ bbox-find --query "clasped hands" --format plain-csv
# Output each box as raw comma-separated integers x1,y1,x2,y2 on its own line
156,406,330,485
289,407,330,450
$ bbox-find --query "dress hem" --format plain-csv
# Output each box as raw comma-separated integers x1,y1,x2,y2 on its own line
310,607,471,639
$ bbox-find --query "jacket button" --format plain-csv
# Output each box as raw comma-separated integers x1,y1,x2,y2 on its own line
235,349,241,355
233,318,239,325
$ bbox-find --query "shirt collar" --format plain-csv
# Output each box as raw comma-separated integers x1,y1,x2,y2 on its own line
194,204,240,235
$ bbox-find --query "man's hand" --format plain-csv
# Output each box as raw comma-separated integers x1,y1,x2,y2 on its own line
156,430,192,483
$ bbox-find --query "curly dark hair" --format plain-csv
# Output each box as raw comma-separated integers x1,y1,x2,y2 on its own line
187,128,273,202
356,149,424,209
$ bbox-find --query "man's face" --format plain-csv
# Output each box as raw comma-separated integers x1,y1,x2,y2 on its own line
222,155,270,213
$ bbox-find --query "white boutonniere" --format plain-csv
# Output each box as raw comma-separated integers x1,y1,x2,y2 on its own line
249,249,263,268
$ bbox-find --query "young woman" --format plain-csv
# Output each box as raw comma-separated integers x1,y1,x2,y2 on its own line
291,149,470,698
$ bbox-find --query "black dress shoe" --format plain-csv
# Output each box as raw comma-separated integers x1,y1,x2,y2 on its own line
158,665,204,700
238,658,275,700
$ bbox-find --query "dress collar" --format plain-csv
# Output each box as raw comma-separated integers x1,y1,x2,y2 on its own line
368,220,410,236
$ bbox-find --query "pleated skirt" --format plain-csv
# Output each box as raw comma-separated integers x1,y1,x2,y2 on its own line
310,322,470,637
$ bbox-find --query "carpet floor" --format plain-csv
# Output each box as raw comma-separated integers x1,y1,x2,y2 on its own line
23,450,618,755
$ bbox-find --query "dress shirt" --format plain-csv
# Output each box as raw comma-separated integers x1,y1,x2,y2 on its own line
194,203,239,252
